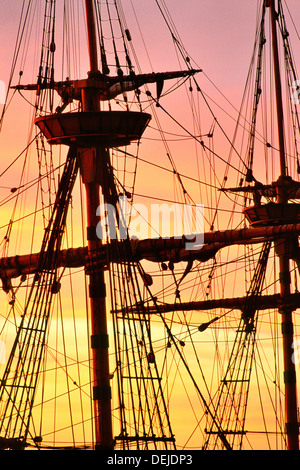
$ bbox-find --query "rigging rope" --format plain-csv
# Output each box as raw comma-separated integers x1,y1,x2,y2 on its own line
0,145,78,447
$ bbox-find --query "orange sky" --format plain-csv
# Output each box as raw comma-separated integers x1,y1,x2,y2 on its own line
1,0,300,451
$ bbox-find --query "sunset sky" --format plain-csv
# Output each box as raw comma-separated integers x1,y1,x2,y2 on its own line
1,1,299,177
1,0,300,450
0,1,298,99
1,0,299,226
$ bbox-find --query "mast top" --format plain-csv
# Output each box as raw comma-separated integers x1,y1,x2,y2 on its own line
85,0,99,75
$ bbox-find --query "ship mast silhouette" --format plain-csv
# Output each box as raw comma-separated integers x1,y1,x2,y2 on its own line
33,0,197,449
246,0,299,450
269,0,298,450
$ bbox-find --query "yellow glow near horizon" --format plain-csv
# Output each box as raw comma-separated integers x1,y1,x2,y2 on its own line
1,0,300,451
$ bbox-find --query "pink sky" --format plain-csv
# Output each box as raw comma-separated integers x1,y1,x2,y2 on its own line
1,1,299,156
1,0,300,235
0,1,299,92
0,1,300,450
0,0,300,251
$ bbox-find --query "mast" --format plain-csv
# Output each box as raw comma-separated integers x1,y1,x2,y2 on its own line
27,0,196,449
81,0,113,449
270,2,287,181
213,0,300,449
85,0,99,76
268,0,299,450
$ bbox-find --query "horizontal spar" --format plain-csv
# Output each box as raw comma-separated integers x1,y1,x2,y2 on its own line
12,69,200,110
0,247,88,292
113,292,300,316
0,222,300,286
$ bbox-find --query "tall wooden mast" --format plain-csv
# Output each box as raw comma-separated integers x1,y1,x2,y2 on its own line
269,0,298,450
226,0,300,449
81,0,112,449
29,0,199,449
